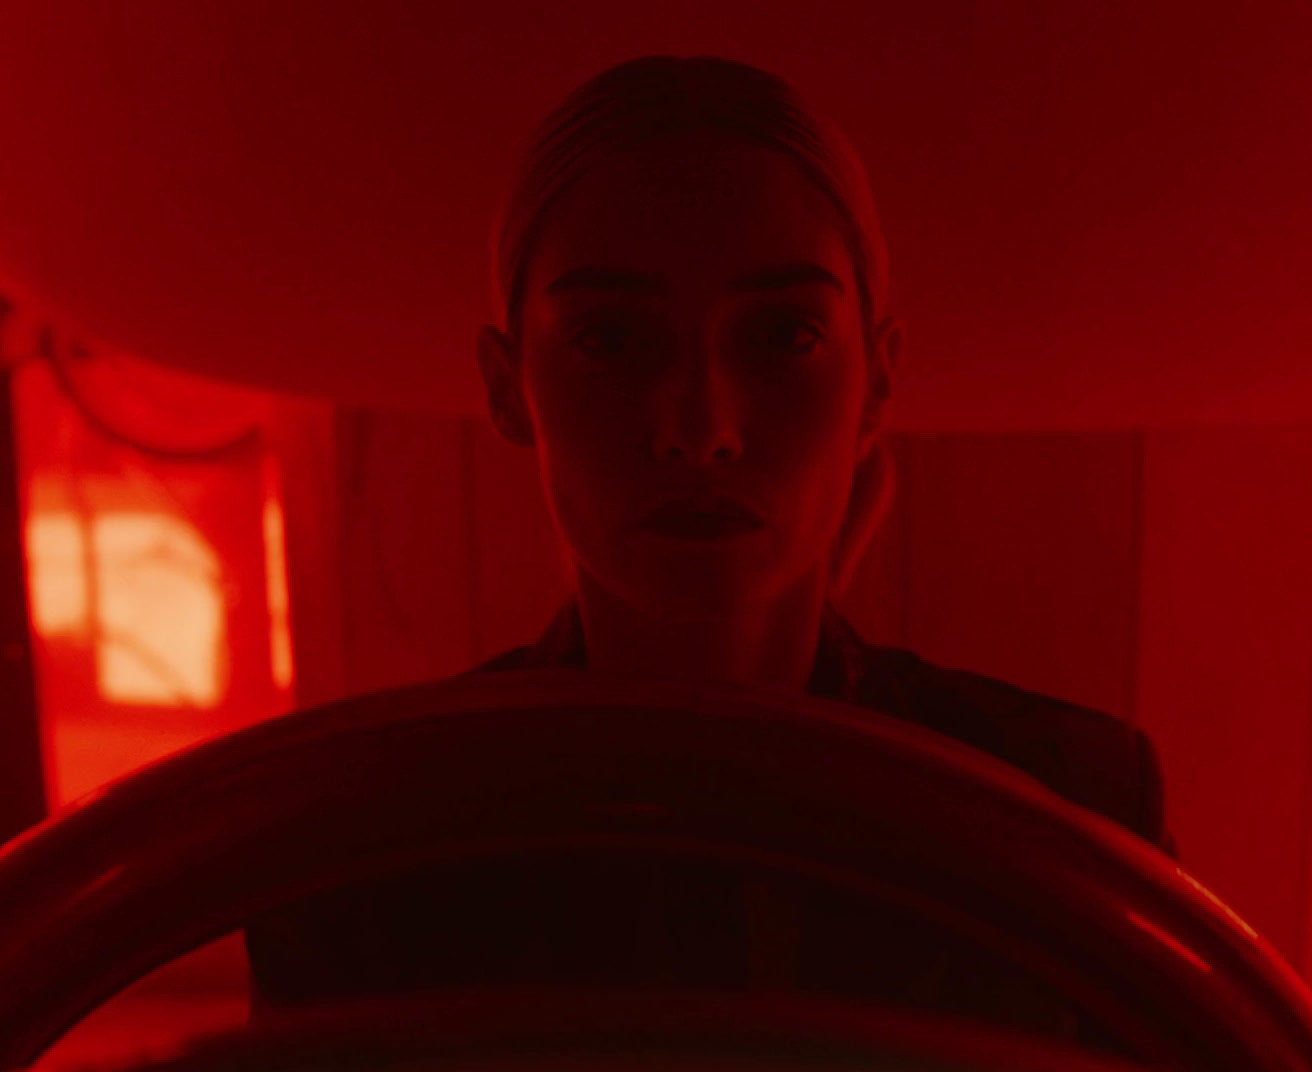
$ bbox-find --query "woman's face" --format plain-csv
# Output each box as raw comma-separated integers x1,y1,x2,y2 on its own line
480,129,882,621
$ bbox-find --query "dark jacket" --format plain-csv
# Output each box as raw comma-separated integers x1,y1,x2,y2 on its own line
466,598,1176,858
245,600,1175,1051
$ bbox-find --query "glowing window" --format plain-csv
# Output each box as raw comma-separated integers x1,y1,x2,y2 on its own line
26,514,88,635
27,511,226,708
261,454,294,692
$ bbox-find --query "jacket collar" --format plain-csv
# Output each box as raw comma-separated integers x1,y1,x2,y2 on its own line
523,596,869,702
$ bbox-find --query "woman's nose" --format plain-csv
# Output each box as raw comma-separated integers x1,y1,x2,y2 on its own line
650,361,744,464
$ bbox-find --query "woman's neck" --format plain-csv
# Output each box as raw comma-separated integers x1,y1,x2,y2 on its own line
571,567,828,695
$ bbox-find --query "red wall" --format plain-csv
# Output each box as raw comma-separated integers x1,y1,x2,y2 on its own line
1137,425,1312,973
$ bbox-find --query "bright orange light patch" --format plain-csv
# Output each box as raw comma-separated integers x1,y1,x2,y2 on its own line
26,514,88,636
94,513,226,707
261,452,294,693
28,511,226,708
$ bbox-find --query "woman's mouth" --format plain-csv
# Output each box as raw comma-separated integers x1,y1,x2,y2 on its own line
638,497,767,541
640,514,765,541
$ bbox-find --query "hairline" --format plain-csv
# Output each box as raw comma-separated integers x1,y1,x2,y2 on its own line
502,125,880,364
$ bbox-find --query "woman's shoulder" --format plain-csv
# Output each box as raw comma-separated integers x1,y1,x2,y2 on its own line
462,645,536,674
855,643,1175,856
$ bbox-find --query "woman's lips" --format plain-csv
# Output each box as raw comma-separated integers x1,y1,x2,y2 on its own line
638,513,765,541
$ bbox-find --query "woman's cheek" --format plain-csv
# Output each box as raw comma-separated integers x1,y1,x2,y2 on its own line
539,420,631,535
788,416,860,536
533,358,635,444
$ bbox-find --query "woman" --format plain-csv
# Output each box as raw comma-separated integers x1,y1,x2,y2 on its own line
469,54,1172,854
247,54,1174,1036
472,55,898,697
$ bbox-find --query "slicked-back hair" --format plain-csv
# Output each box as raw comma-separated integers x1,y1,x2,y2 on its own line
488,55,891,373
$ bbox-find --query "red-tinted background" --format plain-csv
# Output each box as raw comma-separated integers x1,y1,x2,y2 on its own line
1,2,1311,1064
0,1,1309,427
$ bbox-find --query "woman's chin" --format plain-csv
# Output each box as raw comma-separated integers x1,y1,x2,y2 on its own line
616,568,799,622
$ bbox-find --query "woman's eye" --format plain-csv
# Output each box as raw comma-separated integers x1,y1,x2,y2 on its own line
754,314,825,357
568,313,825,360
570,320,639,358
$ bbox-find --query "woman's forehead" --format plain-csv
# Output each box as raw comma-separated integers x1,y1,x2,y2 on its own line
525,135,857,299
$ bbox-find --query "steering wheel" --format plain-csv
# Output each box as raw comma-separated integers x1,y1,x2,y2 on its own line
0,670,1309,1070
50,990,1180,1072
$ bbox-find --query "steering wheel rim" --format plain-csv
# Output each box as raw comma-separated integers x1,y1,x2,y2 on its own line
86,989,1159,1072
0,669,1308,1068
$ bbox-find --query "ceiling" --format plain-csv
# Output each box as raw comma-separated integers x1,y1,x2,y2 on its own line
1,1,1309,431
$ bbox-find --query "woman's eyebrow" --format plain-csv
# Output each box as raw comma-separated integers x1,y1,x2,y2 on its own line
543,262,844,296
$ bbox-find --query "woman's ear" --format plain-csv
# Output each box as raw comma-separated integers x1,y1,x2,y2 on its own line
870,314,902,399
857,315,903,458
477,324,536,448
